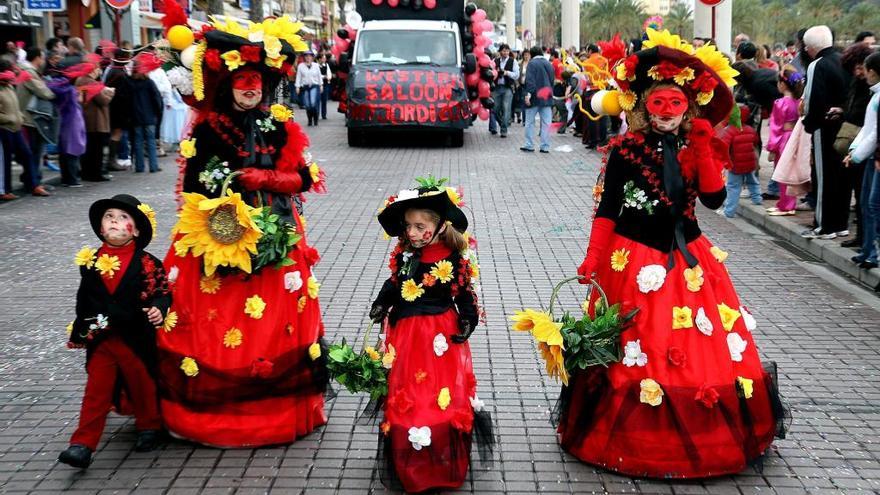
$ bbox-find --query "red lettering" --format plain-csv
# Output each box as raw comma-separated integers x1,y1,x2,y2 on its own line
398,71,409,82
365,71,382,82
380,84,393,100
416,105,429,123
404,104,416,122
437,72,449,84
410,84,423,102
438,104,449,122
366,84,378,101
396,84,409,101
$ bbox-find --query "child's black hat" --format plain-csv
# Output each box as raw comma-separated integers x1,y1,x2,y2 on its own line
89,194,154,248
378,177,468,237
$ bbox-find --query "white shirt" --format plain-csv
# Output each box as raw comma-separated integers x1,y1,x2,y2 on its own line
295,62,323,89
850,81,880,163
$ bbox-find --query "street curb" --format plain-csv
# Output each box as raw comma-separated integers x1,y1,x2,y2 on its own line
736,201,880,291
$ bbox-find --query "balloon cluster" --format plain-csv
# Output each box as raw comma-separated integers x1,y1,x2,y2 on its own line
462,2,496,120
368,0,438,8
331,25,357,64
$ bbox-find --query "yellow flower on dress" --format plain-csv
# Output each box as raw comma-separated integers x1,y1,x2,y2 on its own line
95,254,121,278
309,163,321,183
307,276,320,299
220,50,245,71
717,303,741,332
180,357,199,377
137,203,158,232
401,279,425,302
173,191,262,276
610,248,630,272
179,138,196,158
696,91,714,106
364,346,381,361
639,378,664,406
382,343,396,369
430,260,454,283
673,67,695,85
445,187,462,206
270,103,293,122
298,296,307,312
672,306,694,329
163,311,178,332
618,90,637,111
437,387,451,411
265,55,287,69
223,327,243,348
199,274,221,294
308,342,321,360
683,265,704,292
538,341,569,385
710,246,729,263
66,321,74,335
737,376,754,399
244,294,266,319
74,246,97,268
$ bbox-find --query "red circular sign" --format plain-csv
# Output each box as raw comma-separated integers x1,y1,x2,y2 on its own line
104,0,133,9
699,0,725,5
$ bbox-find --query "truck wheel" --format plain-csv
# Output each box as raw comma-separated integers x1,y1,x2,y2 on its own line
347,128,362,147
449,130,464,148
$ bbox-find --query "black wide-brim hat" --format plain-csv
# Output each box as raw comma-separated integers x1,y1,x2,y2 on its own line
89,194,153,248
378,189,468,237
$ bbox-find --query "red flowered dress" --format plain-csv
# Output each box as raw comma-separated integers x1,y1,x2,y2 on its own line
558,131,788,478
372,242,491,493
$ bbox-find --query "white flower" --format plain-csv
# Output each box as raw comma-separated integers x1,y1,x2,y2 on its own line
396,189,420,201
740,306,756,332
247,31,265,43
89,314,109,331
284,271,303,293
407,426,432,450
470,395,485,412
622,340,648,367
167,266,179,283
433,333,449,357
167,66,194,95
727,333,748,362
636,264,667,293
695,307,713,336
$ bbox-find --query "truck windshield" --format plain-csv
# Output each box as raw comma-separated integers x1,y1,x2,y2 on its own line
355,30,458,66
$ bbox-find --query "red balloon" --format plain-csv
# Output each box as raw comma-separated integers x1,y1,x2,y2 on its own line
478,81,490,98
470,100,482,113
478,55,491,67
472,9,487,21
466,72,480,86
388,0,399,6
371,0,382,5
478,108,489,120
424,0,436,8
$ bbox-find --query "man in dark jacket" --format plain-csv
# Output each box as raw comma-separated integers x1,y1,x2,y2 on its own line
801,25,850,239
129,59,163,173
522,46,555,153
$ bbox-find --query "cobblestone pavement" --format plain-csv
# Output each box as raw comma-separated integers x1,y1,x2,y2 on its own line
1,110,879,495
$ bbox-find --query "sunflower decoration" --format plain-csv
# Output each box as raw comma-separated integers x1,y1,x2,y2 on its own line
173,190,263,276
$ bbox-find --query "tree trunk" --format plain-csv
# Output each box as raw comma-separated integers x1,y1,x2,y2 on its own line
206,0,224,15
250,0,264,21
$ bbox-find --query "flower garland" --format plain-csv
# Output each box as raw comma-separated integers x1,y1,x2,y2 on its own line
192,40,207,101
205,111,277,158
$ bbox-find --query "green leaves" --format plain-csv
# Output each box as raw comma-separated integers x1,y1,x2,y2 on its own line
325,340,388,400
413,174,448,191
559,303,640,372
251,208,301,273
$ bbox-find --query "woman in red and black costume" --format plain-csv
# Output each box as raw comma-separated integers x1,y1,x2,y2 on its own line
561,44,789,478
157,29,328,448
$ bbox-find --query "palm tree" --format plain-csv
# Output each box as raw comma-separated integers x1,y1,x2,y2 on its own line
732,0,766,43
581,0,645,42
665,1,692,39
475,0,505,22
538,0,562,46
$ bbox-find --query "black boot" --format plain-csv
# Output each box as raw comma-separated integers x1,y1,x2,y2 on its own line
312,111,318,126
134,430,162,452
58,445,92,468
307,112,313,126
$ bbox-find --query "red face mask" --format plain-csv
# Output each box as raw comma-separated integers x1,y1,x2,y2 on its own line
645,88,688,117
232,70,262,91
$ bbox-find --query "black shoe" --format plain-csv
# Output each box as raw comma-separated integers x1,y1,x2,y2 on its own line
762,193,780,200
841,238,861,248
585,143,597,149
573,132,582,137
500,132,507,138
134,430,162,452
852,255,866,263
519,146,534,152
58,445,92,468
489,130,498,135
539,149,550,154
859,261,878,270
149,168,163,173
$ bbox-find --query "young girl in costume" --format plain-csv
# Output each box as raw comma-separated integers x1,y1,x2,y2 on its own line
564,31,788,478
371,179,492,492
766,66,804,216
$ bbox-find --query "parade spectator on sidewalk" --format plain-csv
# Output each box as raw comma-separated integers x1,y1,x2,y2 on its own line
801,25,850,240
513,49,531,125
489,44,519,138
521,46,554,153
16,47,55,196
60,37,85,68
49,58,89,187
318,53,332,120
0,61,33,201
295,51,323,126
720,105,762,217
128,56,163,174
105,49,132,171
76,63,115,182
766,66,804,216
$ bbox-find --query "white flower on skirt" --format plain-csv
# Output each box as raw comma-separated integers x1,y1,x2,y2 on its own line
407,426,432,450
740,306,757,332
695,307,714,336
622,340,648,367
636,264,667,293
470,395,485,412
433,333,449,357
284,271,303,293
727,333,748,362
167,266,179,283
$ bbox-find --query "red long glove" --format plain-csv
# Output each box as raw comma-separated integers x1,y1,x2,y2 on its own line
680,118,726,193
577,217,616,284
237,167,304,194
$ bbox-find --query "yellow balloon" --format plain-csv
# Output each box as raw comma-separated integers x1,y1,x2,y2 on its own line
167,25,194,51
602,90,623,116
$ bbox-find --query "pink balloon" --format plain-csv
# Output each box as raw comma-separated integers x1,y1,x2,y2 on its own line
466,72,480,86
478,55,491,67
388,0,399,6
478,81,490,98
480,20,493,32
424,0,436,8
371,0,382,5
478,108,489,120
472,25,484,35
470,100,482,113
472,9,487,21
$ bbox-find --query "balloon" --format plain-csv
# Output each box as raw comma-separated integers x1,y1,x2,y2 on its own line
371,0,381,5
468,87,479,100
466,71,480,86
465,2,477,15
472,9,487,21
413,0,422,9
602,90,623,115
478,81,490,98
424,0,436,8
167,25,194,51
480,20,493,33
388,0,399,6
478,55,490,67
481,96,495,109
480,67,494,81
472,24,484,35
337,28,349,39
179,45,197,69
590,90,608,115
478,108,489,120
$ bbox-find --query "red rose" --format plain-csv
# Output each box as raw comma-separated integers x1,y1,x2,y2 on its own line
250,358,274,378
667,347,687,367
302,245,321,266
450,409,473,433
656,61,681,79
204,49,222,71
386,389,413,414
695,385,720,408
240,45,262,63
691,72,718,93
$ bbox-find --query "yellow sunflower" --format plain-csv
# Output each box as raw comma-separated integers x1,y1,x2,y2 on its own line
446,187,462,206
610,248,630,272
401,279,425,302
696,91,714,106
137,203,158,233
223,327,243,348
180,357,199,377
437,387,451,411
364,346,381,361
173,191,263,276
532,313,564,346
642,28,694,55
718,303,741,332
672,306,694,329
538,342,569,385
163,311,178,332
510,308,543,332
430,260,455,283
673,67,695,85
74,246,97,268
694,44,739,87
244,294,266,319
95,254,121,278
199,274,222,294
618,90,637,111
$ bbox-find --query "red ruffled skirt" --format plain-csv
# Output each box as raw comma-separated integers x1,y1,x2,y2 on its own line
557,234,786,478
157,220,327,447
381,310,481,493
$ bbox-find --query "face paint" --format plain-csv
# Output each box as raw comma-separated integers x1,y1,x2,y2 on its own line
232,70,263,110
646,88,688,117
232,70,262,90
422,231,433,242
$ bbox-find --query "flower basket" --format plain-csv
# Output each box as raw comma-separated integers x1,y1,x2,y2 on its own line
510,276,639,385
325,320,391,401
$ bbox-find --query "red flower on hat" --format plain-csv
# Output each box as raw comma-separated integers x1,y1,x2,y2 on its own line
204,49,222,71
622,55,639,78
240,45,262,63
691,71,718,93
654,60,682,79
695,384,720,408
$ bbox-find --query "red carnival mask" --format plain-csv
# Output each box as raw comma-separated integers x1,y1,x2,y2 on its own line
646,88,688,117
232,70,262,91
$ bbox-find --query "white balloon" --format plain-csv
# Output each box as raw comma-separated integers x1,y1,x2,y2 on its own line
180,45,197,69
591,90,608,115
347,11,363,30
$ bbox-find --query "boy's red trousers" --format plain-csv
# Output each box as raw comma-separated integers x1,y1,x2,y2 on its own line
69,336,161,449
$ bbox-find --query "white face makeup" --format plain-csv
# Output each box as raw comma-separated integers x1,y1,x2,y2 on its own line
232,87,263,110
649,113,685,133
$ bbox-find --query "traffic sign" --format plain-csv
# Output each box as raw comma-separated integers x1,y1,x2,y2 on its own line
105,0,133,9
698,0,725,5
25,0,66,11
